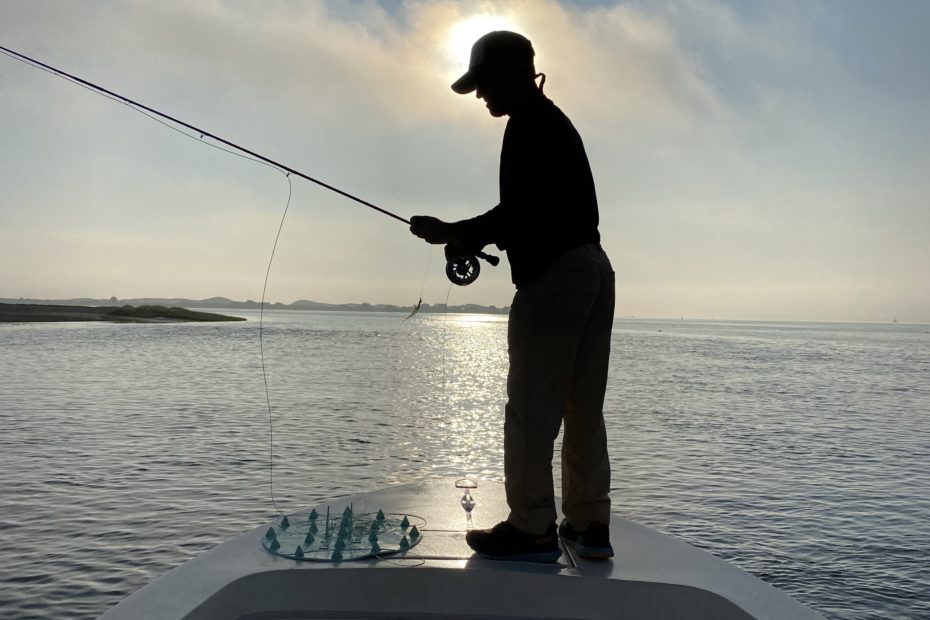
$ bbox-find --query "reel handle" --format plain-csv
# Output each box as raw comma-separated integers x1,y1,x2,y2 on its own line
476,251,500,266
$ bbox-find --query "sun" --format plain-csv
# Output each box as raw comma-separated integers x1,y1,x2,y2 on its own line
444,14,521,73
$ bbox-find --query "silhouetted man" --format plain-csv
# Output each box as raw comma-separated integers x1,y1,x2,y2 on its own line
410,31,615,562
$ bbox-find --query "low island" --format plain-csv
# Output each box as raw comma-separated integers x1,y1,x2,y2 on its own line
0,303,245,323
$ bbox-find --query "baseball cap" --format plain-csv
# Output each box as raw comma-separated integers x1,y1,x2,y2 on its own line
451,31,535,94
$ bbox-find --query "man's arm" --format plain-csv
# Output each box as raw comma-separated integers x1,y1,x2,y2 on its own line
410,204,505,250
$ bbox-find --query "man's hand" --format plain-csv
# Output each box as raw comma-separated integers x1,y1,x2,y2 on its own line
444,241,480,260
410,215,457,245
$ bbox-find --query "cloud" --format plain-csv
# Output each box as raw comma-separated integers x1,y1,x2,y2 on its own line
1,1,927,321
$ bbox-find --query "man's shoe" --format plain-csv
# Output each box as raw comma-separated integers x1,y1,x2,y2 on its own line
558,519,614,560
466,521,562,563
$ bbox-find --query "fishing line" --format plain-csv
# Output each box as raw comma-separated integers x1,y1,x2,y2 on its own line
0,47,279,174
260,174,293,517
441,283,453,424
1,44,500,284
0,45,300,515
419,247,435,301
0,45,411,225
402,246,435,322
1,45,488,519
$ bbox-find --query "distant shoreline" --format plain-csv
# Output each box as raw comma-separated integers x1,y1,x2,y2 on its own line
0,303,245,323
1,298,921,325
0,297,511,316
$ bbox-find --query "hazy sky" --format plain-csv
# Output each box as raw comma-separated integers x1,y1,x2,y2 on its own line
1,0,927,322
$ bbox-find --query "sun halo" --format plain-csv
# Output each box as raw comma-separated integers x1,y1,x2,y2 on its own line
443,14,521,76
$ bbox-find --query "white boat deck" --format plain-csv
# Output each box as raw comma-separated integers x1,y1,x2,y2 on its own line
99,479,822,619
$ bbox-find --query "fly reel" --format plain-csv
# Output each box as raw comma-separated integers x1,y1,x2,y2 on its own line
445,255,480,286
444,251,500,286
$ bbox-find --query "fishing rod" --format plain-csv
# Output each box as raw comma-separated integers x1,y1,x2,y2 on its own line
0,44,498,285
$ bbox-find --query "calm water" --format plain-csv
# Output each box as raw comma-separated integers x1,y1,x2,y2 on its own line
0,311,927,619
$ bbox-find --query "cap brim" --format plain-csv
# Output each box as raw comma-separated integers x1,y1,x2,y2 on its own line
451,71,477,94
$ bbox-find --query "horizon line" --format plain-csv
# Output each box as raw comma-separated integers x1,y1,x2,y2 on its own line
1,296,925,326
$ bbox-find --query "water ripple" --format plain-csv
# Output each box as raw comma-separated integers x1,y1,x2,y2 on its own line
0,314,927,619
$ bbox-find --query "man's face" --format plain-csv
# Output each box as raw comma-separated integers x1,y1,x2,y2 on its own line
474,64,512,118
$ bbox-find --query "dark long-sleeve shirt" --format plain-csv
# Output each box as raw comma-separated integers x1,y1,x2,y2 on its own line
455,93,600,288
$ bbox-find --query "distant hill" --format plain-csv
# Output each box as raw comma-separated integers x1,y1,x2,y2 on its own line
0,303,244,323
0,296,510,315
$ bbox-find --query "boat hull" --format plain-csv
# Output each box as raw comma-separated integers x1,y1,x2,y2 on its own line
99,479,821,619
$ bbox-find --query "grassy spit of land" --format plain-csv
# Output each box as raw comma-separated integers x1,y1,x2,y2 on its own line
0,296,510,315
0,303,246,323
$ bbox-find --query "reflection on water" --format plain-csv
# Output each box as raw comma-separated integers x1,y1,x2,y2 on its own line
0,312,927,619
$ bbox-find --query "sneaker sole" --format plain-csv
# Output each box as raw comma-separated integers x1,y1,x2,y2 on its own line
474,549,563,563
561,537,614,560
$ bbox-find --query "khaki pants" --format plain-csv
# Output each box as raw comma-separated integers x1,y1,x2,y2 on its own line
504,244,614,535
